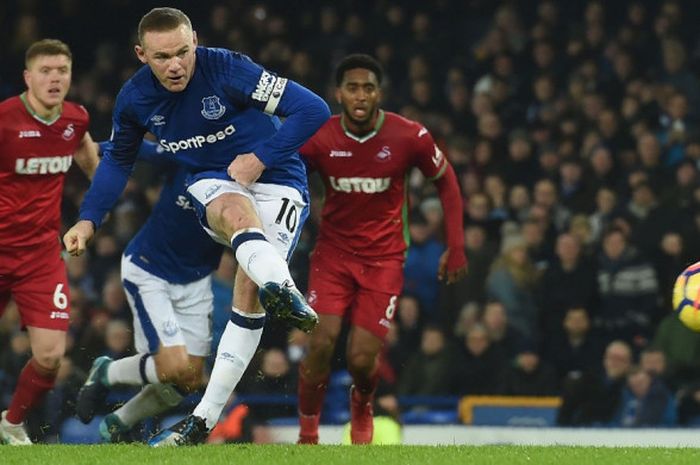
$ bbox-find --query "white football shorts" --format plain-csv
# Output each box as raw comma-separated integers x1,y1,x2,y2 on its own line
121,254,213,357
187,178,307,260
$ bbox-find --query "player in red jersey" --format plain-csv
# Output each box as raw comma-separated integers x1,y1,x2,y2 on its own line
297,54,467,444
0,39,98,445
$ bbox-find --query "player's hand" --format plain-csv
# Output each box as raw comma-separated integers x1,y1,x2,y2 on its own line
227,153,265,187
63,220,95,256
438,248,467,284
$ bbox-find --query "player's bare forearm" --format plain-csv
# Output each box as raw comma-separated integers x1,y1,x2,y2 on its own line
74,132,100,179
227,152,265,186
434,163,468,281
63,220,95,256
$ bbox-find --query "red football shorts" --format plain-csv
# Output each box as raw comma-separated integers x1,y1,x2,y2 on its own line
0,240,71,330
306,242,403,339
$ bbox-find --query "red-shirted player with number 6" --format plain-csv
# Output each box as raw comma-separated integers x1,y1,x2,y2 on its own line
0,39,99,445
297,54,467,444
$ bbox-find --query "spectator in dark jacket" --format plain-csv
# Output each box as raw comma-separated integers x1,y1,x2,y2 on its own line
498,341,559,396
557,340,632,426
544,307,603,383
613,366,676,427
595,227,659,347
399,326,453,396
539,233,598,336
452,324,507,396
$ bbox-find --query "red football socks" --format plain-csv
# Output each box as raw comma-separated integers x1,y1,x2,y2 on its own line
6,358,57,424
297,364,328,443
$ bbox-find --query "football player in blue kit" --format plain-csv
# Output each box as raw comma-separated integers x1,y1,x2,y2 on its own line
63,7,330,445
75,141,223,443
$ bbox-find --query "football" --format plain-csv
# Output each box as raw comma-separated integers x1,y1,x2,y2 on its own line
673,261,700,332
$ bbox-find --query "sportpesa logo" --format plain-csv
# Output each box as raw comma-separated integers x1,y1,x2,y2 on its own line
159,125,236,153
329,176,391,193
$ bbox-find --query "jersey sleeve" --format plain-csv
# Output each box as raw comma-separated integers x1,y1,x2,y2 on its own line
298,130,325,173
100,139,170,166
108,86,147,168
75,104,90,139
412,125,448,181
218,51,330,168
79,86,145,228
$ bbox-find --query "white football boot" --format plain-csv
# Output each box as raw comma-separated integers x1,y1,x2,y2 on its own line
0,410,32,445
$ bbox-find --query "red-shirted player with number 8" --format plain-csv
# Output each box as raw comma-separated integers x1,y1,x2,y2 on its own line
297,54,467,444
0,39,99,445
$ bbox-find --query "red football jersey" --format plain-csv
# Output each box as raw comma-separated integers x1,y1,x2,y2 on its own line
0,94,89,248
300,111,447,259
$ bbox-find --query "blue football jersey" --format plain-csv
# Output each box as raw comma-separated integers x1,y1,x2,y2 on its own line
102,141,224,283
81,47,330,227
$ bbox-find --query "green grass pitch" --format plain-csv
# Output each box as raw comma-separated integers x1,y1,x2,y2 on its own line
2,444,700,465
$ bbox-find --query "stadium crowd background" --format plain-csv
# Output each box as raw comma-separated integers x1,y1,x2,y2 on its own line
4,0,700,441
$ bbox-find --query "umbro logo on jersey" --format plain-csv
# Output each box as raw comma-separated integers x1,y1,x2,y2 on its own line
151,114,166,126
19,130,41,138
329,150,353,158
418,127,428,137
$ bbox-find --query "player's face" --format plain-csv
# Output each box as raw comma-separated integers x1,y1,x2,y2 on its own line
23,54,72,112
336,68,381,128
136,24,197,92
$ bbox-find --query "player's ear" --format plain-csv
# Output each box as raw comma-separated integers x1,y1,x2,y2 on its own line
335,88,342,104
135,45,147,64
192,30,198,47
23,69,31,89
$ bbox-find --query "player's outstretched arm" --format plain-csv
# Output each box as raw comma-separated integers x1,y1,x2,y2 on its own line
74,132,100,179
433,163,467,284
63,220,95,256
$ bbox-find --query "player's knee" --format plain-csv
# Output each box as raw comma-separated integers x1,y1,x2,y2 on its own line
208,195,256,233
347,351,376,376
33,352,62,372
309,332,336,358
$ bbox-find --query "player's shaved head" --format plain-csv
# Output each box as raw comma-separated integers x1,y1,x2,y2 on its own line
25,39,72,68
138,7,192,45
335,54,383,86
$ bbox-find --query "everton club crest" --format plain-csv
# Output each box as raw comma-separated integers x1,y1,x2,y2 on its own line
201,95,226,120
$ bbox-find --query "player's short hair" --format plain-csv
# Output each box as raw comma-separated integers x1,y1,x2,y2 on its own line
25,39,72,67
138,7,192,45
335,54,384,87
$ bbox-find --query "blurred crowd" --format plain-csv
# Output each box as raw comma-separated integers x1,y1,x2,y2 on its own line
4,0,700,439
